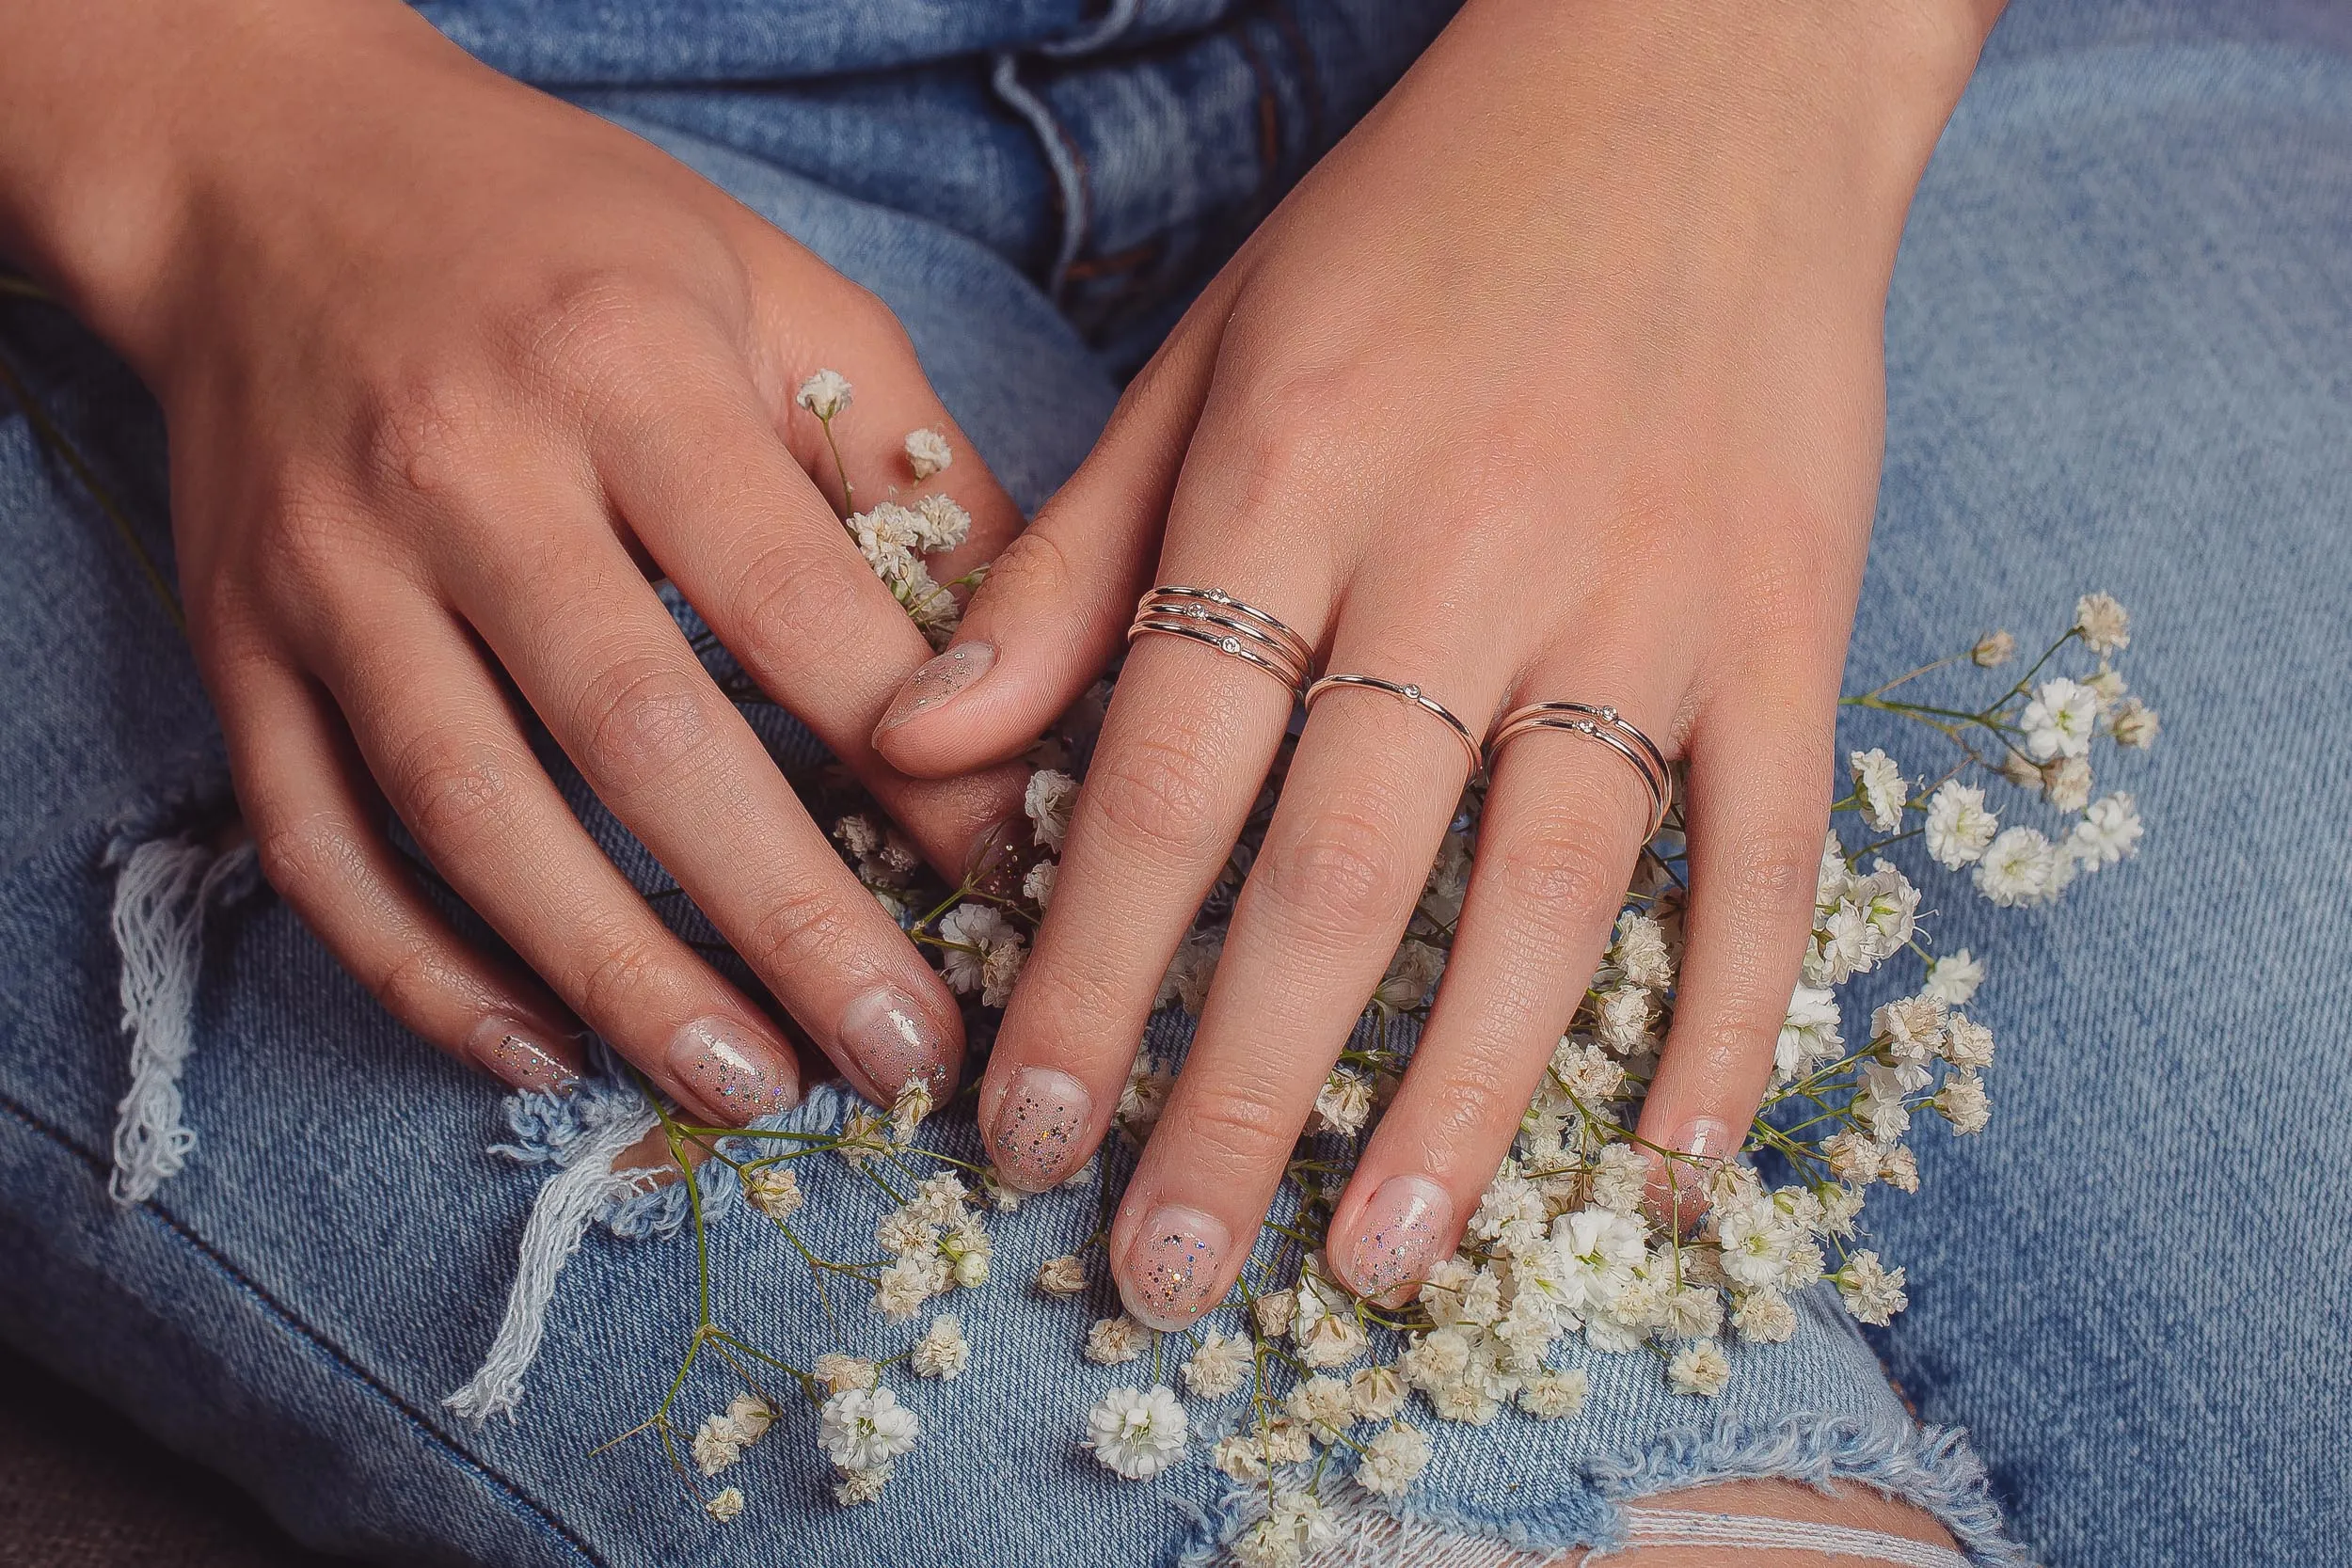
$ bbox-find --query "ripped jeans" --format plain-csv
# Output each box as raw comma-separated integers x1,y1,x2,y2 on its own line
3,1,2350,1564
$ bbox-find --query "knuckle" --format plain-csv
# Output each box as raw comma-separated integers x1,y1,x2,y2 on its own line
1085,720,1230,867
732,543,875,657
1256,802,1418,939
739,879,863,983
369,940,458,1028
1173,1077,1293,1178
383,728,526,854
1713,824,1821,918
252,808,363,915
978,528,1073,608
570,654,725,798
1486,812,1626,916
572,927,672,1026
356,376,499,505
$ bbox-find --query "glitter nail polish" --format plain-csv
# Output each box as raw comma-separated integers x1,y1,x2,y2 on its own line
1648,1116,1738,1235
466,1016,580,1094
990,1066,1091,1191
1120,1205,1231,1330
837,987,950,1105
877,641,997,733
667,1016,798,1121
1346,1174,1451,1296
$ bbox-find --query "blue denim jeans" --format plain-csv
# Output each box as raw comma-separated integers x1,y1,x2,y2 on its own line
2,2,2347,1564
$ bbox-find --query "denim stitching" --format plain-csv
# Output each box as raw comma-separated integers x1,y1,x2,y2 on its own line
0,1088,610,1568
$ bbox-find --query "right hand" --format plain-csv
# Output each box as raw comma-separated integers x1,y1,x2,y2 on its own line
0,0,1028,1119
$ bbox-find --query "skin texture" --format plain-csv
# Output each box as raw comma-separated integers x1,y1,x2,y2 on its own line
875,0,2002,1326
0,0,1033,1122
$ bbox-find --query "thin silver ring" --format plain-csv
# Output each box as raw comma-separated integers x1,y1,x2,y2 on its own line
1136,585,1315,673
1127,584,1315,693
1304,673,1485,783
1486,703,1673,840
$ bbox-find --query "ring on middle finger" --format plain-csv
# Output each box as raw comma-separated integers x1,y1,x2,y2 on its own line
1304,673,1486,784
1127,584,1315,694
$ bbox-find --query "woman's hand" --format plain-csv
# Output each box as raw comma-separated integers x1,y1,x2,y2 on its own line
0,0,1027,1119
877,0,1996,1321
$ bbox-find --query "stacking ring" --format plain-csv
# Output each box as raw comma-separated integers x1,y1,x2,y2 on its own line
1305,673,1486,783
1127,585,1314,693
1486,703,1673,839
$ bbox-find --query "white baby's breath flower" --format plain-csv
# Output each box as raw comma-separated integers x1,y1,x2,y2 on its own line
1234,1491,1336,1568
2023,677,2100,760
1035,1255,1088,1298
1973,826,2058,907
1354,1421,1433,1496
704,1485,745,1522
2042,754,2094,814
1609,911,1675,990
1667,1339,1732,1396
1731,1287,1798,1344
1516,1369,1590,1418
814,1354,876,1396
1972,629,2017,667
977,932,1026,1008
723,1394,773,1446
1849,749,1908,832
2074,591,2131,655
1923,949,1985,1006
1934,1070,1992,1134
913,1313,970,1379
2070,791,2144,868
1298,1309,1369,1370
1181,1331,1251,1398
911,491,971,552
1878,1143,1920,1193
1253,1290,1298,1341
1085,1314,1148,1365
1942,1012,1995,1069
1311,1069,1375,1137
1776,984,1843,1080
818,1386,919,1471
1084,1385,1187,1481
1375,939,1447,1010
1283,1374,1358,1441
832,1465,893,1505
1836,1250,1909,1324
1593,985,1658,1054
1349,1365,1406,1420
691,1418,742,1477
903,426,953,480
1154,928,1224,1015
1025,768,1077,851
937,902,1015,994
795,368,852,420
2110,696,2160,749
1022,859,1058,909
1924,781,1999,868
1117,1054,1176,1141
740,1165,803,1221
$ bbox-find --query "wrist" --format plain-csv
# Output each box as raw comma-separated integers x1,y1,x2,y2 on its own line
0,0,453,378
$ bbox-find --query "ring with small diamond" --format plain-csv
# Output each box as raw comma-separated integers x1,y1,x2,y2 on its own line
1126,585,1315,694
1486,701,1672,838
1302,673,1485,783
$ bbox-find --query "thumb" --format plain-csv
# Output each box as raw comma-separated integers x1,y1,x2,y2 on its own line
869,308,1224,778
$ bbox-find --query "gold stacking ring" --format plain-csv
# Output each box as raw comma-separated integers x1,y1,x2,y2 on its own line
1486,703,1673,839
1305,673,1485,783
1127,585,1315,693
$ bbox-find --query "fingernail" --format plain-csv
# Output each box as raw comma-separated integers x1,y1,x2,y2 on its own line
837,987,951,1105
990,1066,1092,1192
667,1016,799,1121
877,641,996,734
1120,1204,1231,1330
1345,1174,1452,1298
1647,1117,1739,1236
466,1016,581,1094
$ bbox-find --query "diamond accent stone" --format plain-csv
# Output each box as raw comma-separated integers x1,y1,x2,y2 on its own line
1600,705,1618,721
1221,637,1241,653
1402,685,1421,699
1207,589,1230,603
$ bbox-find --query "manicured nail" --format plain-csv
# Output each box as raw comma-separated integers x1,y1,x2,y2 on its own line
667,1016,798,1121
1647,1117,1739,1235
1120,1205,1231,1330
877,641,996,734
837,987,950,1105
467,1016,580,1094
1345,1174,1451,1298
990,1066,1092,1191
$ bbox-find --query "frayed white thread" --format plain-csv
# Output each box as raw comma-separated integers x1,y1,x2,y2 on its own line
107,835,257,1206
446,1097,660,1422
1607,1508,1971,1567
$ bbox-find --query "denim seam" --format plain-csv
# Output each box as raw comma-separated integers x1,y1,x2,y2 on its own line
989,51,1093,297
0,1087,610,1568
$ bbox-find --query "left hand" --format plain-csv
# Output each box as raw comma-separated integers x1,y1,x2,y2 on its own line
876,0,1994,1324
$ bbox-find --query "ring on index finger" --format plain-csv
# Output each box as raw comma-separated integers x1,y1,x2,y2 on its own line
1127,585,1315,694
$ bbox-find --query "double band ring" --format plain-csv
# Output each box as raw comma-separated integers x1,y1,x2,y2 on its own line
1486,703,1673,839
1305,673,1486,784
1128,585,1315,693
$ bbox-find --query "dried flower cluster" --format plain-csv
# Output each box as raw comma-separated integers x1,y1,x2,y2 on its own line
608,376,2153,1560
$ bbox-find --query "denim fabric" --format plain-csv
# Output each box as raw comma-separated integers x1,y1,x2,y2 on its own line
1,3,2348,1567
